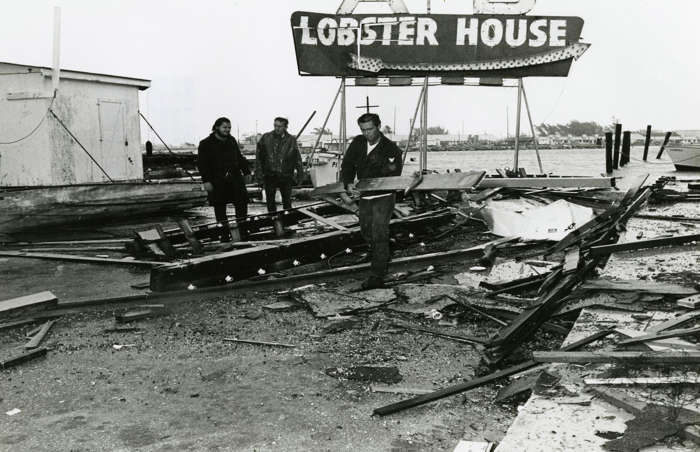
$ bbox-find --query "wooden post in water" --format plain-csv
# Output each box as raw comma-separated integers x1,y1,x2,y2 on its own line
620,131,631,167
613,123,622,170
605,132,613,175
642,125,652,161
656,132,672,159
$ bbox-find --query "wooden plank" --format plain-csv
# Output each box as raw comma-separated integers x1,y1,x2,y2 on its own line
391,320,487,345
532,351,700,364
478,177,615,189
616,326,700,346
580,279,697,295
0,251,161,267
647,310,700,334
59,237,526,311
373,329,614,416
222,338,295,348
311,172,486,196
358,172,486,192
0,291,57,316
24,320,56,349
585,377,700,386
589,233,700,256
298,207,348,231
0,347,48,369
467,187,503,202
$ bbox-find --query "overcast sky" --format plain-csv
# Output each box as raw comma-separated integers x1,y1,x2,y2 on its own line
2,0,699,144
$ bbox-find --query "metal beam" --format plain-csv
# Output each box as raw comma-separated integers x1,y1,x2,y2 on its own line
336,0,409,14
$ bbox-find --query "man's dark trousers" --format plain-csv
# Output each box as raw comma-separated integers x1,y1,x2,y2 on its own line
359,194,395,281
264,174,293,213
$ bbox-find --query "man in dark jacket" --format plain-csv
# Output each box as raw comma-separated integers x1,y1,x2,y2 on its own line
197,117,251,242
255,117,303,213
340,113,403,289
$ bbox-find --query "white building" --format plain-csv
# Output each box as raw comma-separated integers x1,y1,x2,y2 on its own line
0,61,150,186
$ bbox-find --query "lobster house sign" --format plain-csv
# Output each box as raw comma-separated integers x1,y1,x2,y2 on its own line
291,0,589,78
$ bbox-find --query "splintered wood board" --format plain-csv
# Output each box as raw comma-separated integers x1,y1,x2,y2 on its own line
0,291,57,316
310,171,486,196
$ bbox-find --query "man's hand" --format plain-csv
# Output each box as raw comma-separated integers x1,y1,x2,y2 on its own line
339,191,355,206
203,182,214,192
346,183,360,197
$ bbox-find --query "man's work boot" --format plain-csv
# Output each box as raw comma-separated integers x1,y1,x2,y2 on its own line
219,221,232,243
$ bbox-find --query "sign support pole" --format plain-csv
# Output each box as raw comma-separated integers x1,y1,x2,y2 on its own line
521,80,544,174
307,79,344,166
420,77,429,172
402,84,426,166
513,78,523,173
340,77,347,157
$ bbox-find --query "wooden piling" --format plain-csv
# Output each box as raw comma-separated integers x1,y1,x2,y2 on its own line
642,125,652,161
656,131,672,159
605,132,613,175
620,131,631,166
613,123,622,169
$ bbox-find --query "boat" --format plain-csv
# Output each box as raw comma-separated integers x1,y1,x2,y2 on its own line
667,145,700,171
0,181,206,235
0,56,208,236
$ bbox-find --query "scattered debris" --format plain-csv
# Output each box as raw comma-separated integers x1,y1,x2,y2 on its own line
263,300,300,312
370,385,433,395
320,316,361,334
115,308,165,323
5,408,21,416
112,344,137,351
295,289,396,318
325,366,402,384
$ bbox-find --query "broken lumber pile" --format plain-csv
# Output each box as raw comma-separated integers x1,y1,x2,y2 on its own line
483,176,653,364
150,209,455,291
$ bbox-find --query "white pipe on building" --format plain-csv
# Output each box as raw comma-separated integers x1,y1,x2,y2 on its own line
52,6,61,93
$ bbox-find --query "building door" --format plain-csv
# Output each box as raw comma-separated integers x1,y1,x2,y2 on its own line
97,99,128,180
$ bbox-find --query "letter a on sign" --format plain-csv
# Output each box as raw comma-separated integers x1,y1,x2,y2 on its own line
474,0,536,15
337,0,409,14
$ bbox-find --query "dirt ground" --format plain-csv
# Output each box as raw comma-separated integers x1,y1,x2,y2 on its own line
1,193,698,451
0,220,540,451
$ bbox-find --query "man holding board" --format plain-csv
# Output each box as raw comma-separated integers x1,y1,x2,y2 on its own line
340,113,403,289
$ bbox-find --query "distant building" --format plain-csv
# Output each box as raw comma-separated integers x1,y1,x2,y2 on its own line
0,61,150,186
676,130,700,144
